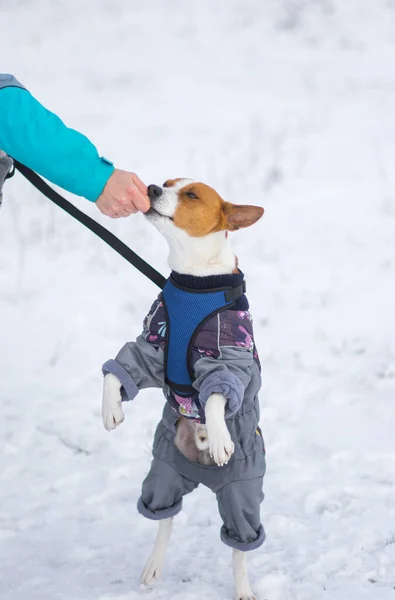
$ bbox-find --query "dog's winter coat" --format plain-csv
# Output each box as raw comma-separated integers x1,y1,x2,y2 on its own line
103,271,266,550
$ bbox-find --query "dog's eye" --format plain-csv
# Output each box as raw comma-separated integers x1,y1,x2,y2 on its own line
163,181,169,188
186,192,198,199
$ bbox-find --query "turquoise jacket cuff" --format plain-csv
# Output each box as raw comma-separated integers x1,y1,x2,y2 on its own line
87,157,114,202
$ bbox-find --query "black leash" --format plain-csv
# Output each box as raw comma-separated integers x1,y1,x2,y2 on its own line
13,160,167,290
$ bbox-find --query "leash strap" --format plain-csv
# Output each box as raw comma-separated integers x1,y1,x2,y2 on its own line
13,160,167,290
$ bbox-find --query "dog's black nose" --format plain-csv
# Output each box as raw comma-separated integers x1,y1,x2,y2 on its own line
147,184,163,200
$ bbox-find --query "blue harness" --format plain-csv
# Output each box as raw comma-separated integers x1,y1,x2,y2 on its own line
162,274,246,396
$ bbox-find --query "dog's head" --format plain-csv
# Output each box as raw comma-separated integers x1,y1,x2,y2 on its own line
146,178,263,238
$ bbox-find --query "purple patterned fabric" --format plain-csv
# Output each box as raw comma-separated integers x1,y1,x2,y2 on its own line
141,295,260,421
144,298,260,366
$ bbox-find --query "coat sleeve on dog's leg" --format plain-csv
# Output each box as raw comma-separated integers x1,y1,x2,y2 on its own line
102,334,165,401
193,347,258,418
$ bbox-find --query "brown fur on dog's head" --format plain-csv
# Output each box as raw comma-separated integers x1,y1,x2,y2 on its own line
163,180,263,237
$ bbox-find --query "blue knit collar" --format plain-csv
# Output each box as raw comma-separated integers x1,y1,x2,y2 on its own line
171,270,249,311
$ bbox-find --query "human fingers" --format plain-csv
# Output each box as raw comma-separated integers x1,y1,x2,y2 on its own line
130,172,148,196
128,186,150,213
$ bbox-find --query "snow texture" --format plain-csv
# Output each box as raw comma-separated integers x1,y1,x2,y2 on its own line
1,1,395,599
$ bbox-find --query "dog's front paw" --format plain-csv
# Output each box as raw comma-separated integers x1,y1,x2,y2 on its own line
102,373,125,431
208,426,234,467
102,396,124,431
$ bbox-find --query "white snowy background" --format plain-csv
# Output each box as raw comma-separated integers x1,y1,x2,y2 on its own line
1,1,395,599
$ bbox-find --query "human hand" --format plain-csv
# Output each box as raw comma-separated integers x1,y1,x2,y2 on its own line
96,169,150,217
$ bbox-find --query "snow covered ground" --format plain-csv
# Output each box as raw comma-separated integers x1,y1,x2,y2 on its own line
1,1,395,598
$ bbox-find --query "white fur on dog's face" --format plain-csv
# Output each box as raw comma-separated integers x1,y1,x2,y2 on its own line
147,178,193,222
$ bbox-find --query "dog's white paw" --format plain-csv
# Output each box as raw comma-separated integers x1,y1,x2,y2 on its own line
237,595,257,600
102,373,125,431
204,393,234,466
208,426,234,467
102,397,124,431
141,556,162,585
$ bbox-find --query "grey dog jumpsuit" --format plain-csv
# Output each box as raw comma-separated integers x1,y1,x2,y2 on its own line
103,271,266,551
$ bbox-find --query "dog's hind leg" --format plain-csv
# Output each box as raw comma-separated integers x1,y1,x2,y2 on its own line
195,424,215,465
141,518,173,585
233,549,256,600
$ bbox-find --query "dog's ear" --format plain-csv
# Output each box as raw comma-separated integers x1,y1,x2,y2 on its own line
223,203,264,231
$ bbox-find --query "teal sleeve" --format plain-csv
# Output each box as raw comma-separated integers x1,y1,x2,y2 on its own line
0,87,114,201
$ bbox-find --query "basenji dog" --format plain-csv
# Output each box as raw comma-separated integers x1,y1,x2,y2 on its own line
102,178,265,600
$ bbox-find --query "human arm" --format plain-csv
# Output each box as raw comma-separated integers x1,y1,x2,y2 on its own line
0,74,149,215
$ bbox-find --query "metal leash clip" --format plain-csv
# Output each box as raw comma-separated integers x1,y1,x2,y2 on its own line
0,150,15,208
